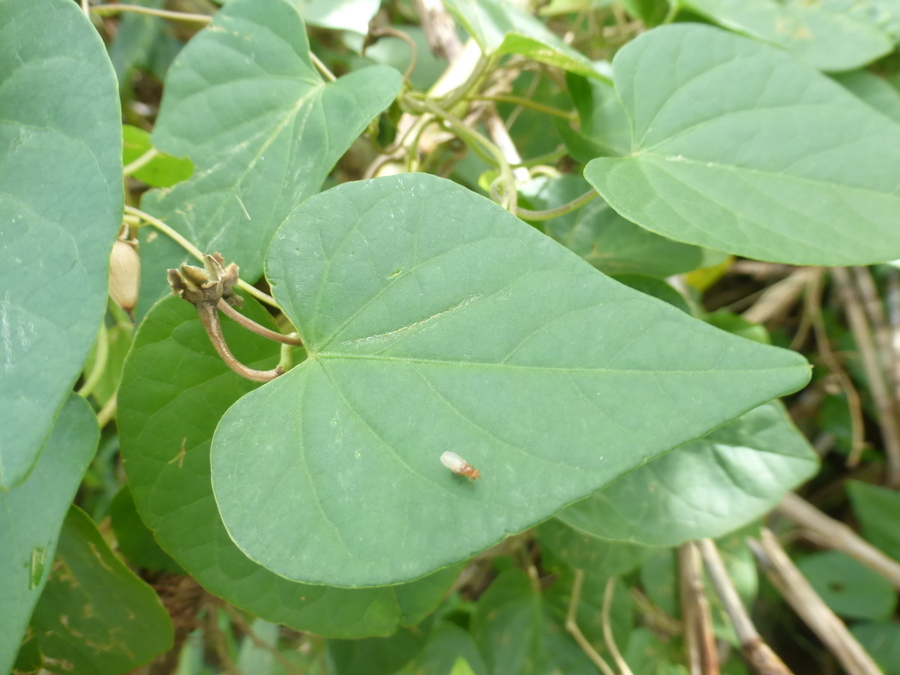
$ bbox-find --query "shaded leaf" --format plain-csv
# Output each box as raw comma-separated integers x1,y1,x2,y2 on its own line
441,0,601,79
847,480,900,560
394,622,488,675
584,23,900,265
0,0,122,488
833,69,900,124
212,173,809,586
108,485,183,573
0,396,98,675
536,518,657,578
797,550,897,621
118,295,456,637
681,0,897,72
557,402,818,546
137,0,402,313
521,175,703,278
850,622,900,675
30,507,173,674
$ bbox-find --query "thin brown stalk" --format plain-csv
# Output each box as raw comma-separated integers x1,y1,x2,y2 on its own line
679,542,720,675
807,270,866,462
565,569,617,675
217,300,302,346
197,305,283,383
749,529,884,675
774,492,900,589
833,267,900,485
602,579,634,675
742,268,817,326
698,539,794,675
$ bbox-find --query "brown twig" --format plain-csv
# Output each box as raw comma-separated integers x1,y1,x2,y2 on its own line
367,27,419,83
698,539,794,675
679,542,720,675
197,305,283,383
807,270,867,462
774,492,900,589
565,569,617,675
749,529,884,675
742,268,817,326
833,267,900,485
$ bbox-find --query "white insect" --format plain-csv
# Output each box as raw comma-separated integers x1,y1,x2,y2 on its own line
440,451,481,479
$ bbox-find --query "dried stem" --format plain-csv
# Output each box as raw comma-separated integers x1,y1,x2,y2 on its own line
806,270,866,462
602,579,634,675
749,529,883,675
220,604,303,675
368,27,419,82
91,3,213,23
833,267,900,485
774,492,900,589
679,542,720,675
217,300,302,346
196,305,283,383
742,268,816,326
564,569,617,675
698,539,794,675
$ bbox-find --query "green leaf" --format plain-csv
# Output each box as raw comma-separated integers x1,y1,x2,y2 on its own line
440,0,602,79
797,550,897,621
108,485,183,573
83,321,134,406
565,76,631,159
328,623,431,675
470,569,603,675
833,69,900,124
536,518,657,578
299,0,380,34
123,124,193,188
0,0,122,488
557,402,818,546
211,173,809,587
521,175,703,278
394,623,487,675
118,295,456,637
847,480,900,560
0,396,98,675
583,23,900,266
850,622,900,675
681,0,896,72
30,507,173,674
137,0,402,312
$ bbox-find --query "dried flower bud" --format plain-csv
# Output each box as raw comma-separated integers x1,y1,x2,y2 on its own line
167,252,242,308
109,239,140,313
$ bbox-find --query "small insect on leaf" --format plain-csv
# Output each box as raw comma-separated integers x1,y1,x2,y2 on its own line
440,451,481,479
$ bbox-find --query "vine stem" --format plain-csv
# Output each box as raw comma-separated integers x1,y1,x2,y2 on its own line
465,94,576,121
516,189,598,222
309,52,336,82
90,4,212,23
123,148,159,176
601,579,634,675
77,323,108,399
123,205,280,310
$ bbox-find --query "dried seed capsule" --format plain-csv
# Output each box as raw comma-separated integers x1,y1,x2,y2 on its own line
440,451,481,479
109,239,140,313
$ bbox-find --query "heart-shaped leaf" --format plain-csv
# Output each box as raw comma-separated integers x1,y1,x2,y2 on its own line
118,295,457,637
210,173,809,587
557,402,818,546
0,0,122,488
441,0,601,79
584,23,900,266
681,0,898,72
137,0,402,312
0,395,98,675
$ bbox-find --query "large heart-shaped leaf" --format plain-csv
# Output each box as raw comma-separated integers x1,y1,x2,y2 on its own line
137,0,402,312
681,0,898,72
29,507,173,673
0,0,122,488
0,395,98,675
210,173,809,587
441,0,601,79
118,295,457,637
583,23,900,266
557,402,818,546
